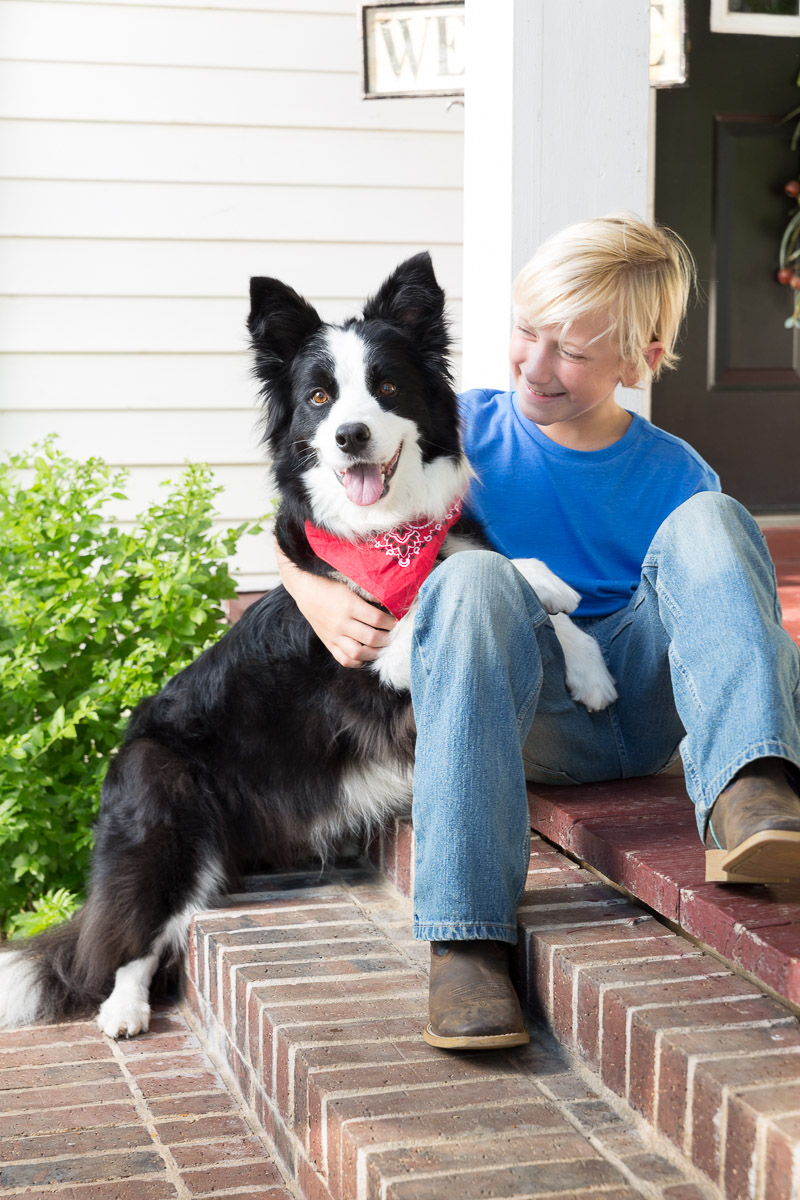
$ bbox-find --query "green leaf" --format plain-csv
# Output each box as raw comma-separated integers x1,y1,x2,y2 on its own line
6,887,80,938
0,439,265,927
39,646,71,671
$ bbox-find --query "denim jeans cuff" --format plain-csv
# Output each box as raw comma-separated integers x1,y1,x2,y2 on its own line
413,921,518,945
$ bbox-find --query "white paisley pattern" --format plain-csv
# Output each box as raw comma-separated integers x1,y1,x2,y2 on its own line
372,499,463,568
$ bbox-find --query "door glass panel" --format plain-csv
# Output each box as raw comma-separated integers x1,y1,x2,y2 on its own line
728,1,799,14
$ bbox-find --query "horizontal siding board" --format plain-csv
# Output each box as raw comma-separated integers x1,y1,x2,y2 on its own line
0,238,463,299
0,408,265,463
0,347,465,409
0,2,357,71
234,571,276,590
0,296,252,353
0,295,463,352
105,463,276,522
0,352,255,409
0,120,463,189
40,0,353,11
0,180,463,242
0,61,464,133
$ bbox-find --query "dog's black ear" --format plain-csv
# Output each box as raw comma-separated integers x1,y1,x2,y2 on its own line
248,277,323,449
361,252,447,345
248,277,322,368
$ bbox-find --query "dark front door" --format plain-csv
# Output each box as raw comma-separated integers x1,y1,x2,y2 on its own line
653,1,800,511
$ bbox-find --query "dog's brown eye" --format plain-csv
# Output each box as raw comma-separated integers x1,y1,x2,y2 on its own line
379,382,396,396
310,389,329,405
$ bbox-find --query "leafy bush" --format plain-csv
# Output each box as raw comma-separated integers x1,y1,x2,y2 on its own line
6,887,81,940
0,440,263,933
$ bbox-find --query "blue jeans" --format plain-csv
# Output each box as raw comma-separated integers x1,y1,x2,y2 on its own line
410,493,800,943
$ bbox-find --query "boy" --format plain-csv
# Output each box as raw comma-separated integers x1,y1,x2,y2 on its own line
278,213,800,1051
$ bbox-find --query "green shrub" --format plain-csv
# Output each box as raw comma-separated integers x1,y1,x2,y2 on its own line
0,439,263,933
6,887,81,940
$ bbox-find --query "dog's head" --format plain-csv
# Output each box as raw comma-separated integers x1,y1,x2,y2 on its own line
248,253,471,537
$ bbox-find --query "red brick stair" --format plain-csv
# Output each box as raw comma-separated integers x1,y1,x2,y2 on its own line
0,1009,297,1199
2,526,798,1200
185,861,715,1200
3,828,798,1200
365,816,800,1200
764,527,800,647
526,775,800,1011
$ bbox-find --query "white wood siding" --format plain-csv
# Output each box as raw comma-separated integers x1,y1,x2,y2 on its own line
0,0,464,590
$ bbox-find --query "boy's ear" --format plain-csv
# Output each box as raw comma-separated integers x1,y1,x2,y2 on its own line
644,341,665,375
621,341,665,387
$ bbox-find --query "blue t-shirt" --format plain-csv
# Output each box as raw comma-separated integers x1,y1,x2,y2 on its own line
460,388,721,617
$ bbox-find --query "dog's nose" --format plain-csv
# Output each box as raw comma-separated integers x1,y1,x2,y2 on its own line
335,423,371,455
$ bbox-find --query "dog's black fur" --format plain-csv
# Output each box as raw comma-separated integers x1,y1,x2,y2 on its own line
0,253,473,1035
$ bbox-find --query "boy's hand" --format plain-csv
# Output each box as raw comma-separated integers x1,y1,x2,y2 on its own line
275,540,396,669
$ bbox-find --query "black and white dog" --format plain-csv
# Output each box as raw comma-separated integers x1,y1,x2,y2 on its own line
0,253,616,1039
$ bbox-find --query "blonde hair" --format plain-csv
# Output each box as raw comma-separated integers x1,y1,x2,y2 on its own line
512,212,696,386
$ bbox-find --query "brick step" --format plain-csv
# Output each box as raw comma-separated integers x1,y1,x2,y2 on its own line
763,526,800,647
3,840,796,1200
526,775,800,1013
365,821,800,1200
0,1007,298,1200
4,529,793,1199
184,864,714,1200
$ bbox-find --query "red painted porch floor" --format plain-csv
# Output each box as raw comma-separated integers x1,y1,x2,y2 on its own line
527,526,800,1012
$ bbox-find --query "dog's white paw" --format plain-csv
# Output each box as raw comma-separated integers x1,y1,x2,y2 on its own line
551,613,617,712
96,954,158,1039
512,559,581,614
97,991,151,1039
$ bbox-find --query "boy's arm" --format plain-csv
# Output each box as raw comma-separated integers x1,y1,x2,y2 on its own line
274,538,395,669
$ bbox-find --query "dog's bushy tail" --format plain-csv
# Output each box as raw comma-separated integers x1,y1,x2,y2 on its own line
0,902,119,1028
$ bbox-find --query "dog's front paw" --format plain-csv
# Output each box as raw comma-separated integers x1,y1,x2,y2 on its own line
97,991,151,1039
551,613,617,712
512,559,581,614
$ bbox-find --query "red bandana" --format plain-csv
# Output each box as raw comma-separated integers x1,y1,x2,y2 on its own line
304,498,463,619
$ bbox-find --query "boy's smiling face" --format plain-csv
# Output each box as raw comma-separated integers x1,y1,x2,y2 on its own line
509,309,641,447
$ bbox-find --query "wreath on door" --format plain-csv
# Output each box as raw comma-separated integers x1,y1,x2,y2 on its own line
777,72,800,329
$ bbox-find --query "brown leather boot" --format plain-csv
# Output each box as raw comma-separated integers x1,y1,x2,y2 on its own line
705,757,800,883
424,940,530,1050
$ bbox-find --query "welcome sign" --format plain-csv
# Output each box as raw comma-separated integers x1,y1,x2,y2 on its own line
361,1,465,99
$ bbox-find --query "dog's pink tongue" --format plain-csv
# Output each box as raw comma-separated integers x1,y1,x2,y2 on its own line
342,463,383,506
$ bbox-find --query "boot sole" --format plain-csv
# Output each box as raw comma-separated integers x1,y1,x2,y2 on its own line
423,1023,530,1050
706,829,800,884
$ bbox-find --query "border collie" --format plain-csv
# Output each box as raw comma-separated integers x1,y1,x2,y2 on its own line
0,253,616,1039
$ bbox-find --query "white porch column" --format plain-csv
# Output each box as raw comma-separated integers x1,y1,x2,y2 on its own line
461,0,652,408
